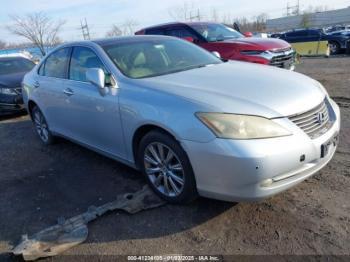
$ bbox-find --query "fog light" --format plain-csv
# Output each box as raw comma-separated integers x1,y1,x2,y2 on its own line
261,178,273,187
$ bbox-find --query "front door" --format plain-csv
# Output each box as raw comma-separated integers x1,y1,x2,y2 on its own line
63,46,125,159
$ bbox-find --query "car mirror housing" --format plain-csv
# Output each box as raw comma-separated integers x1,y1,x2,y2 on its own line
86,68,106,90
211,51,221,59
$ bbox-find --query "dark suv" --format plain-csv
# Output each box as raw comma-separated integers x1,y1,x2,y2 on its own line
276,29,350,55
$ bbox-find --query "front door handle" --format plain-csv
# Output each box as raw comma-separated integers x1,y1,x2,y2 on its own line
63,88,74,96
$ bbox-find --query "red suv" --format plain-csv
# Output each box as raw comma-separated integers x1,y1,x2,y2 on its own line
136,22,295,70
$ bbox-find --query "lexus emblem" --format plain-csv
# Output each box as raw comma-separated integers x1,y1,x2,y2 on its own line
317,112,326,124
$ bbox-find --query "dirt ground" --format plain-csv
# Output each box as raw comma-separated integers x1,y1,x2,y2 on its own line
0,57,349,261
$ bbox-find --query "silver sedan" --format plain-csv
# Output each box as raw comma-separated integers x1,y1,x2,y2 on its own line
22,36,340,203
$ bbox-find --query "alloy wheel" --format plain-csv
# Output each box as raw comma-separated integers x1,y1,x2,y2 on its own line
33,110,49,143
144,142,185,197
329,42,338,54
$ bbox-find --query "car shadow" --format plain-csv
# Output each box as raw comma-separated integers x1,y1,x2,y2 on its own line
0,116,236,259
0,111,27,122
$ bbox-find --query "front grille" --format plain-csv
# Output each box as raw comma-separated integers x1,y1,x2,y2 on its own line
289,99,332,139
269,52,294,68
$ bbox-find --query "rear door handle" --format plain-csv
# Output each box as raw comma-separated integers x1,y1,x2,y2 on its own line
63,88,74,96
33,81,40,88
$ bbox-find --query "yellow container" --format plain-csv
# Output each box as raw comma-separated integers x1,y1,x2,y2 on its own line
291,41,330,57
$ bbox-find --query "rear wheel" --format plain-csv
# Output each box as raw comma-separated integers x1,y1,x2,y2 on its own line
32,106,54,145
138,130,197,203
329,41,340,55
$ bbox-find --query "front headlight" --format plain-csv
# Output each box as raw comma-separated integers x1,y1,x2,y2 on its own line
0,87,17,95
196,113,292,139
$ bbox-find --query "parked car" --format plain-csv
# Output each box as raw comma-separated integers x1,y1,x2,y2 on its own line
0,56,35,115
277,29,350,55
328,30,350,37
136,22,296,70
325,25,350,33
23,36,340,203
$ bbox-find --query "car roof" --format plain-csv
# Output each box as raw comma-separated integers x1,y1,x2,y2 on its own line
54,35,176,50
0,56,30,61
139,21,217,31
92,35,176,46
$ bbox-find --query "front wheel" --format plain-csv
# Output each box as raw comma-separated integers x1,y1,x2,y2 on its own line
329,41,340,55
138,130,197,204
32,106,54,145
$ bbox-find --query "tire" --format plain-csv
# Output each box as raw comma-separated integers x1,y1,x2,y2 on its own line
32,106,54,145
329,41,340,55
138,130,197,204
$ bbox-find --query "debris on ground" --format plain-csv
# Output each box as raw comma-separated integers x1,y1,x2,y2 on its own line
12,185,165,261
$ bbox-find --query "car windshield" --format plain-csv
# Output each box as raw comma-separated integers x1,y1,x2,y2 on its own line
0,58,35,75
191,23,244,42
102,38,222,79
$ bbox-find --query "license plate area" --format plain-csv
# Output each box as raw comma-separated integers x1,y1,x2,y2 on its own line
321,133,339,158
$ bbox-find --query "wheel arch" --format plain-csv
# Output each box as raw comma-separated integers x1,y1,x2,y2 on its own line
27,100,38,120
132,124,178,168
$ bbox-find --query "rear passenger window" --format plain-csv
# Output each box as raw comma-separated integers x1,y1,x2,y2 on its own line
69,47,106,82
146,28,165,35
286,31,307,37
43,48,70,78
165,27,198,39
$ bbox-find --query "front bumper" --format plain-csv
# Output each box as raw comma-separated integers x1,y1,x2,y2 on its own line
181,99,340,202
0,94,25,115
238,49,296,70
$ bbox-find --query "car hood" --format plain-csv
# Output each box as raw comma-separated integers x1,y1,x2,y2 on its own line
220,37,290,51
0,72,26,88
138,62,325,118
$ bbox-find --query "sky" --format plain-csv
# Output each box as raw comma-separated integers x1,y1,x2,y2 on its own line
0,0,349,43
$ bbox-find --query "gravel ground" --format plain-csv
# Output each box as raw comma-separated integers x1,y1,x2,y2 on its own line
0,57,349,261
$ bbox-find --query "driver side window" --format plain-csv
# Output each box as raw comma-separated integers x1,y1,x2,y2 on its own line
69,47,106,82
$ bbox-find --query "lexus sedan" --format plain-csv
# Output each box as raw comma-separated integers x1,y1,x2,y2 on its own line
22,36,340,203
0,56,35,115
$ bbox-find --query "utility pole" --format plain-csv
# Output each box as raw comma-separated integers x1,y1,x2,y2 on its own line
189,9,201,21
286,1,300,16
296,0,300,15
80,18,90,40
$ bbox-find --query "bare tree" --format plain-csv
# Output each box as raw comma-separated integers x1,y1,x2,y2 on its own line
121,19,139,36
211,8,219,22
106,24,123,38
0,40,7,50
303,5,330,14
6,12,65,56
300,13,311,28
168,1,195,21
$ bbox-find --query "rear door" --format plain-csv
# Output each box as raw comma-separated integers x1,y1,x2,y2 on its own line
35,47,72,134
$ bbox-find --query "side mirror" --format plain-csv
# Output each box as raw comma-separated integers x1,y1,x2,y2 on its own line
243,32,253,37
211,51,221,59
183,37,194,43
86,68,105,89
